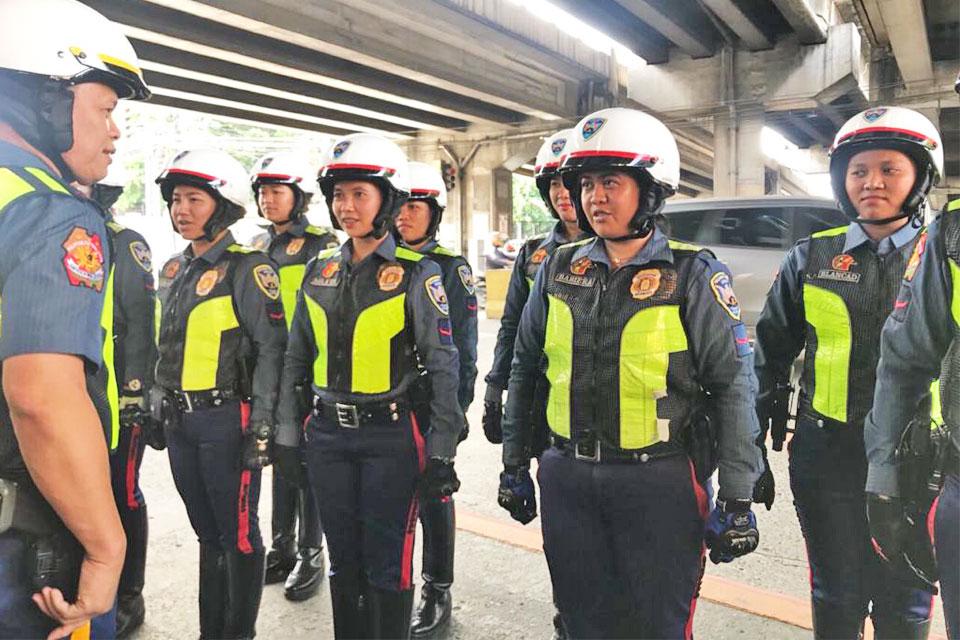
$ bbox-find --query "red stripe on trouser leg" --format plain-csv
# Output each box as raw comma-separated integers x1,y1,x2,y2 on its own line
240,401,251,432
685,460,709,640
237,469,253,553
928,494,940,549
410,412,426,473
126,425,141,509
400,496,419,590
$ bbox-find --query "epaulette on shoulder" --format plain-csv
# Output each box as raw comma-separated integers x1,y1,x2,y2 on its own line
430,245,458,258
395,246,425,262
317,247,339,260
811,225,849,239
226,244,258,255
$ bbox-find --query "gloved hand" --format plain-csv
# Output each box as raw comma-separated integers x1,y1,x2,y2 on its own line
705,498,759,564
274,444,306,488
419,458,461,500
867,493,906,562
757,382,793,451
752,443,775,510
458,416,470,443
241,421,273,470
120,394,165,450
482,385,504,444
498,466,537,524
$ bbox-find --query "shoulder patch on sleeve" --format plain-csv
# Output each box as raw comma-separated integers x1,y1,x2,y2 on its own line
128,240,152,272
456,263,475,294
252,263,281,300
62,226,106,291
709,270,741,321
425,274,450,315
903,230,927,282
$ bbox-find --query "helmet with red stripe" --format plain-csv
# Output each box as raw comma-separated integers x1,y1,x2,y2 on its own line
317,133,410,239
405,161,447,242
534,129,573,218
559,108,679,238
250,151,315,222
156,148,249,240
829,106,942,224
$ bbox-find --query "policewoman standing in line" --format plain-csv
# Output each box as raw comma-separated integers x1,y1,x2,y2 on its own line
754,107,942,640
249,151,337,602
499,107,763,639
276,134,462,639
154,149,286,639
394,161,478,638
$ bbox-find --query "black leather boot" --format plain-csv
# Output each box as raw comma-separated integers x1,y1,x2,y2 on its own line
222,550,266,639
266,475,298,585
411,498,454,638
410,584,451,639
367,587,414,640
872,613,932,640
811,598,865,640
116,505,148,638
330,573,365,640
199,544,226,640
284,547,325,602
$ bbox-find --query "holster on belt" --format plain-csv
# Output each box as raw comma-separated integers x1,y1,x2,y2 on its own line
409,371,433,419
683,407,718,485
293,381,313,425
0,477,82,593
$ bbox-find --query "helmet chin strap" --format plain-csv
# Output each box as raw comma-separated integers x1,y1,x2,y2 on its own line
604,215,655,243
855,210,912,226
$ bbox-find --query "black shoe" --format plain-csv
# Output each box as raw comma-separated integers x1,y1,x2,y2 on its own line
284,548,325,602
410,584,451,639
116,593,145,638
551,610,566,640
330,574,364,640
264,546,296,585
222,550,266,639
199,545,226,640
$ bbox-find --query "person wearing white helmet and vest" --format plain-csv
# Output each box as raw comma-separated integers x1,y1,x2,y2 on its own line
80,162,159,639
154,149,286,639
275,134,462,639
756,106,943,639
499,107,763,638
0,1,150,638
249,151,336,602
394,161,477,638
864,102,959,637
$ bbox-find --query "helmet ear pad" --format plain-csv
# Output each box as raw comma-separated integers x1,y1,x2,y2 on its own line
38,80,74,155
535,174,559,219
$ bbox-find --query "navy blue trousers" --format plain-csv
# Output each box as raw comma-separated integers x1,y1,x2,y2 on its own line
790,417,933,638
304,412,423,592
935,473,959,639
538,447,708,640
166,402,262,554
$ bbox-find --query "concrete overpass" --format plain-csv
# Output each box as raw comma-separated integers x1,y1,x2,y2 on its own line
82,0,958,259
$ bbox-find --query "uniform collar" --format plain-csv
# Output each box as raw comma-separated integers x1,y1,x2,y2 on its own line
341,233,398,264
265,217,309,240
417,238,439,253
550,221,588,246
185,230,236,264
572,227,674,268
843,221,920,253
0,140,59,173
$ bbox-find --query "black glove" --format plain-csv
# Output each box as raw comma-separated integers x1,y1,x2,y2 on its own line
752,442,775,510
705,498,759,564
419,458,461,500
458,416,470,443
867,493,907,562
274,444,306,488
240,421,273,470
498,466,537,524
482,385,504,444
120,395,165,451
757,382,793,452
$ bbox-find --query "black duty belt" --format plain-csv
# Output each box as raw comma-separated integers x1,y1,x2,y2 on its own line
314,396,409,429
169,388,240,413
549,434,684,464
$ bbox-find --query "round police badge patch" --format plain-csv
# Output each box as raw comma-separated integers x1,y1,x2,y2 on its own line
425,275,449,315
286,238,305,256
630,269,661,301
709,271,741,320
195,269,219,296
530,248,548,265
570,257,593,275
378,263,405,292
61,227,105,292
253,264,281,300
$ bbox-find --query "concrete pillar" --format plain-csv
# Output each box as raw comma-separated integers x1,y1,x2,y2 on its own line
492,167,514,235
713,107,767,197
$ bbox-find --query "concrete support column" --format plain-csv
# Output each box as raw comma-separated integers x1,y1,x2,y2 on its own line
492,167,514,235
713,107,767,197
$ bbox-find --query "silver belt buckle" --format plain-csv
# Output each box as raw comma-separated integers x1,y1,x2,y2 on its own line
180,392,194,413
335,403,360,429
574,440,601,463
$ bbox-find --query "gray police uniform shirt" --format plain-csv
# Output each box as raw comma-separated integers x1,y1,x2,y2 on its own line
277,234,463,459
418,239,478,412
866,214,960,496
754,222,921,401
485,222,588,390
503,228,762,499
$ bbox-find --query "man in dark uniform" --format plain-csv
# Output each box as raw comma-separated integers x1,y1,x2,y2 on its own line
395,161,477,637
0,2,150,638
155,148,287,639
249,151,337,601
86,171,159,638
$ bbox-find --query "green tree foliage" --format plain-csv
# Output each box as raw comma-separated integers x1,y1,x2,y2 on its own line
512,174,554,238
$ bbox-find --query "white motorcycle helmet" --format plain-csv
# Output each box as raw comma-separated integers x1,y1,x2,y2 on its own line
404,161,447,243
156,149,249,240
534,128,574,218
317,133,410,239
0,0,149,177
829,106,942,225
251,151,316,222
